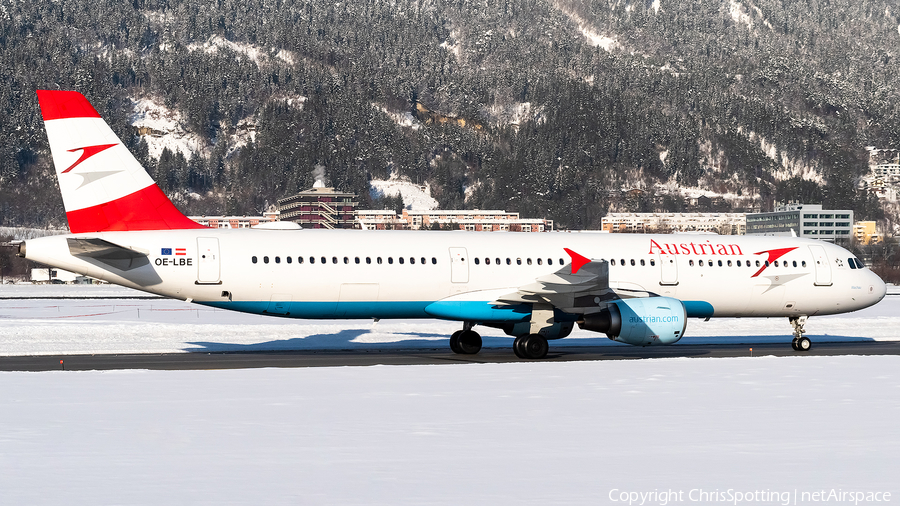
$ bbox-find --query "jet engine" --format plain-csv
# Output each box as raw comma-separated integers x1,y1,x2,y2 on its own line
579,297,687,346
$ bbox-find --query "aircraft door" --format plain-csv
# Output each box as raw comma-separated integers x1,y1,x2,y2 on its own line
658,254,678,285
197,237,221,284
449,247,469,283
809,245,832,286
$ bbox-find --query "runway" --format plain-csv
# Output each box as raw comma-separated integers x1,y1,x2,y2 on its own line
2,340,899,371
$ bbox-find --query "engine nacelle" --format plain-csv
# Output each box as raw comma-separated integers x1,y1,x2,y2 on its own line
579,297,687,346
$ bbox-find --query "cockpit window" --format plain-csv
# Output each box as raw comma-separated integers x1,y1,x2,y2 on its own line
854,258,865,269
848,257,857,269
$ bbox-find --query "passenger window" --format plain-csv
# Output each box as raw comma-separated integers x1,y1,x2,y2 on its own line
252,256,258,264
765,261,770,267
689,260,694,267
344,257,349,264
475,258,480,265
398,257,404,264
496,258,501,265
320,256,326,264
431,257,437,264
736,260,741,267
527,258,533,265
611,259,616,266
287,256,292,264
548,259,553,266
355,257,360,264
775,261,779,267
507,258,512,265
718,260,722,267
630,259,635,266
377,257,382,264
264,256,269,264
332,257,337,264
699,260,704,266
727,260,732,267
366,257,371,264
410,257,415,264
640,259,645,266
620,259,625,266
298,256,304,264
537,258,543,265
388,257,393,264
517,258,522,265
559,258,564,265
310,257,315,264
275,256,281,264
485,258,490,265
802,260,806,268
421,257,426,265
756,260,761,267
708,260,713,267
650,259,655,266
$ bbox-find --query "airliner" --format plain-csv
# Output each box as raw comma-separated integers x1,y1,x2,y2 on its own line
17,90,887,358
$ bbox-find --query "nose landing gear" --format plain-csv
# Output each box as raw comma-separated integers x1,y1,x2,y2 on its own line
789,316,811,351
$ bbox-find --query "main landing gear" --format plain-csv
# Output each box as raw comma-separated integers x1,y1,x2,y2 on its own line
513,334,549,360
790,316,811,352
449,322,482,354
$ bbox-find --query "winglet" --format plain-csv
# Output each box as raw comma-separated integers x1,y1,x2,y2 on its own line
564,248,590,274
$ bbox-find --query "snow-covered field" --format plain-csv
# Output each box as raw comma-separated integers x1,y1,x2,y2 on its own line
2,285,898,505
1,356,898,505
0,284,897,356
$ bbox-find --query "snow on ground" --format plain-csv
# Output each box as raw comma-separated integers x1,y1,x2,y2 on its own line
372,103,422,130
0,226,68,239
130,97,206,160
185,35,297,67
0,284,897,356
481,102,546,128
369,179,439,211
1,356,898,505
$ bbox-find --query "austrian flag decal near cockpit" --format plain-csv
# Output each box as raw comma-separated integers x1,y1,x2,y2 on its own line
63,143,117,173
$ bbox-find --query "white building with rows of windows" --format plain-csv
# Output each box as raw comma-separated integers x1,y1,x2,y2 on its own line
746,203,853,243
601,212,746,235
355,209,553,232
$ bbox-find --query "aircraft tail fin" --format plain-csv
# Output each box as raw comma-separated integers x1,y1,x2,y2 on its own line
36,90,204,233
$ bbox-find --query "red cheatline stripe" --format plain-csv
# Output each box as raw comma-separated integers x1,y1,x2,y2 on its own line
36,90,102,121
66,184,207,233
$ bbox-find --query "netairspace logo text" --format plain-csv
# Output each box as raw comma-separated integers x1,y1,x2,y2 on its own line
608,488,892,506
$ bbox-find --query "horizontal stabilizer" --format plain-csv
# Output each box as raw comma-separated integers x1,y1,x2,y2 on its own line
67,237,149,261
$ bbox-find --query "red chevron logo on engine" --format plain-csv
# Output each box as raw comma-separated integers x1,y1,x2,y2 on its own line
751,247,798,278
63,143,117,173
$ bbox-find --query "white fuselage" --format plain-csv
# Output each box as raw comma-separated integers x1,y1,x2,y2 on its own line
24,229,887,321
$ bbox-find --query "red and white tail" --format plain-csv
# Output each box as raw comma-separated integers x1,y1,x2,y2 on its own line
36,90,204,233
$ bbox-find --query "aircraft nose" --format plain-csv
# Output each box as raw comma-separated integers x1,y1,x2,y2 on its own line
869,270,887,303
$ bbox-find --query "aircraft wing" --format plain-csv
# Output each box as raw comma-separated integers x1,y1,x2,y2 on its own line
494,258,617,314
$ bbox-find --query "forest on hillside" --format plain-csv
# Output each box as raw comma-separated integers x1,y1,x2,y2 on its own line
0,0,897,229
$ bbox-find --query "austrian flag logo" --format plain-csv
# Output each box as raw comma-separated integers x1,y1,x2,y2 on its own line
160,247,187,256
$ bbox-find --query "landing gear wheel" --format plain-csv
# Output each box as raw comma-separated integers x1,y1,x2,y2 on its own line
456,330,482,354
520,334,549,360
513,336,527,358
791,338,799,351
796,336,812,352
449,330,463,354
